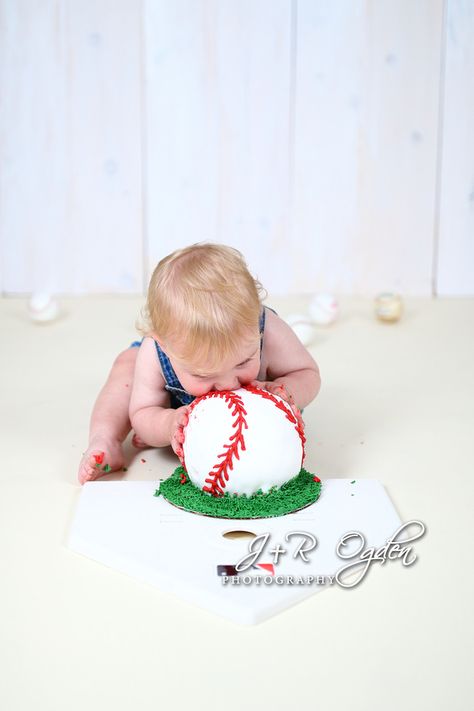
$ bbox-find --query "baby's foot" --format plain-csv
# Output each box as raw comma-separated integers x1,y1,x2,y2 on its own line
131,432,147,449
78,437,125,485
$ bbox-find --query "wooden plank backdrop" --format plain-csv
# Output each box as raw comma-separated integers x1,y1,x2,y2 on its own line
143,0,293,294
0,0,473,296
0,0,143,294
436,0,474,295
292,0,444,295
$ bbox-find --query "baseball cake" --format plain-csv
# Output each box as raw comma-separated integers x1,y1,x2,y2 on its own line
155,384,321,519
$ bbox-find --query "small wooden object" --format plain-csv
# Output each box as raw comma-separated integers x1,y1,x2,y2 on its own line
375,292,403,322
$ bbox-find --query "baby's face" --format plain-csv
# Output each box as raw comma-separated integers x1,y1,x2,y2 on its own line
166,335,261,398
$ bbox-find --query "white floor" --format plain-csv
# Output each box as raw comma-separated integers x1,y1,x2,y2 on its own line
0,294,472,710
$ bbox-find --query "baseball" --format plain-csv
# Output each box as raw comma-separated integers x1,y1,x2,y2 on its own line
285,313,315,346
308,293,339,325
182,385,305,497
375,292,403,322
28,292,60,323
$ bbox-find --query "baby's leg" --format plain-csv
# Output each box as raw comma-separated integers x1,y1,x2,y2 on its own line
78,347,138,485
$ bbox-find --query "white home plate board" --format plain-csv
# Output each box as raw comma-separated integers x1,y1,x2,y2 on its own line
67,479,402,625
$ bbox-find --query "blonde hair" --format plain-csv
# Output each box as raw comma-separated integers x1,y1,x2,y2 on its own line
138,243,266,369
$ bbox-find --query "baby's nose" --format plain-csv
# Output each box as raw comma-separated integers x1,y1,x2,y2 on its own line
213,378,239,392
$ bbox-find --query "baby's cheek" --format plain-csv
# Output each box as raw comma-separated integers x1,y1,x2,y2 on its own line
185,378,213,398
239,362,260,384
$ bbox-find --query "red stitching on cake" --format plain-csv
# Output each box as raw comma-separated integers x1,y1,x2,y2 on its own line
181,384,305,497
244,384,306,466
204,391,248,496
182,390,248,497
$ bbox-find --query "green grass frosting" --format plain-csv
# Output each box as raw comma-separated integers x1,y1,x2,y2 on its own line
155,466,322,519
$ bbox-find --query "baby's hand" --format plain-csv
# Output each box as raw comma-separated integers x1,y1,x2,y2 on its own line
168,406,190,464
250,380,304,431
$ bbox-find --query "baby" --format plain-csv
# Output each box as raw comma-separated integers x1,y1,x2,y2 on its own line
78,243,321,484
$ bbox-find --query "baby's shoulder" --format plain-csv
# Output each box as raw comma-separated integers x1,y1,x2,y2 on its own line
260,307,293,369
261,305,317,371
263,306,292,342
129,336,169,410
134,337,165,383
136,335,158,358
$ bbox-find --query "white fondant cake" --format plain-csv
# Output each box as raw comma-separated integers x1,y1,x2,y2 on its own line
182,386,305,497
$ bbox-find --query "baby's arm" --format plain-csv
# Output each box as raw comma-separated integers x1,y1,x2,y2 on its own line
259,309,321,410
129,337,189,454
